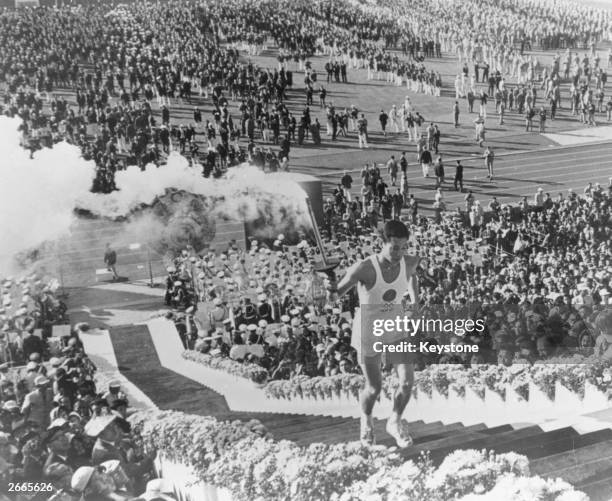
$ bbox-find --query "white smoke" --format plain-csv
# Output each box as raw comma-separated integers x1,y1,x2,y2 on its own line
77,152,310,227
77,155,312,253
0,116,313,271
0,116,96,272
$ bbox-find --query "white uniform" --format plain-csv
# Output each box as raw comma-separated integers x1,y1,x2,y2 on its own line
351,255,414,361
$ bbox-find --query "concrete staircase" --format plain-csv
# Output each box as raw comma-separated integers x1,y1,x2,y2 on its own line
108,323,612,501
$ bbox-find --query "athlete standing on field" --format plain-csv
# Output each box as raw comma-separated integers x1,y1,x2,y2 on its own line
329,220,419,447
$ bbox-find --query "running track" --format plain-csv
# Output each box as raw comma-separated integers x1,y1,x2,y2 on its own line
294,141,612,214
46,139,612,287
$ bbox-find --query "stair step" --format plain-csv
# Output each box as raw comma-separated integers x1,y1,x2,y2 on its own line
424,422,488,433
479,424,514,435
254,414,342,430
518,429,612,461
338,419,444,436
288,424,357,443
579,464,612,487
478,426,578,456
273,417,355,438
211,418,491,447
411,431,491,453
409,422,481,440
421,426,545,464
293,421,445,447
211,412,286,423
579,476,612,501
400,424,485,448
544,457,612,486
531,440,612,477
264,416,340,429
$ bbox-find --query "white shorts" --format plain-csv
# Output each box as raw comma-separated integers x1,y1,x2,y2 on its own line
351,307,415,364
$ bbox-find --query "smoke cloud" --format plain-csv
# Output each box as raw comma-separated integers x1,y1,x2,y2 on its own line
0,116,96,272
78,152,310,225
0,117,312,271
77,152,312,253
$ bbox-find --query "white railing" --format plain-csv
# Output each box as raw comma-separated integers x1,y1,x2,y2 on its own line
146,317,610,428
77,319,611,499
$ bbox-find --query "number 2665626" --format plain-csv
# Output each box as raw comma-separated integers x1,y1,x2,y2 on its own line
8,482,53,492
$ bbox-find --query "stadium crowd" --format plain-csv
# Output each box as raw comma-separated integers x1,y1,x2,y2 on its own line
0,277,68,366
0,0,611,497
2,0,610,196
1,182,609,498
0,292,171,500
0,0,449,193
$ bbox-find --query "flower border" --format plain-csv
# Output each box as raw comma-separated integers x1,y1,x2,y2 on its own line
183,350,612,403
130,410,588,501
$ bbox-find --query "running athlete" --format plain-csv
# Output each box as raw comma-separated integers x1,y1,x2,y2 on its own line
330,220,419,447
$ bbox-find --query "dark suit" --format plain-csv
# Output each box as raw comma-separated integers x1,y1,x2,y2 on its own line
454,164,464,191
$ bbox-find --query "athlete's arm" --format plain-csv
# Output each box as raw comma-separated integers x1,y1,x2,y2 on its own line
334,260,365,298
334,257,379,298
405,255,420,303
407,271,419,304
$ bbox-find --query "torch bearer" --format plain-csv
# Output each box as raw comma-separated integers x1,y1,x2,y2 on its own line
305,197,340,281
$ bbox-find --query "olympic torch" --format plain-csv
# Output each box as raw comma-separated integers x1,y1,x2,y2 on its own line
305,197,340,281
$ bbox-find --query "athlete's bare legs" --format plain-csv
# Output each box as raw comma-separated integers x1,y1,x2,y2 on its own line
359,358,382,445
359,360,414,447
392,363,413,417
386,363,414,448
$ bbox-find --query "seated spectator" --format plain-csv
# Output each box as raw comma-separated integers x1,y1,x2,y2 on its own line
594,310,612,361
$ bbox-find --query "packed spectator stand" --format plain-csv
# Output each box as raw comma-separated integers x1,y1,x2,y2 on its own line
2,0,611,195
0,278,68,367
0,274,167,500
1,0,612,498
162,175,611,381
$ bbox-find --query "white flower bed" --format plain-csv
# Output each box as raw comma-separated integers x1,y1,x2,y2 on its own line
131,411,589,501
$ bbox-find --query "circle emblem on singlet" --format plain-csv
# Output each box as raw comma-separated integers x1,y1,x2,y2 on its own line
382,289,397,302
